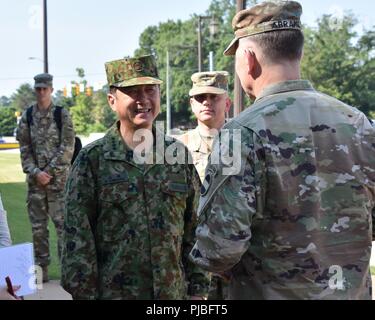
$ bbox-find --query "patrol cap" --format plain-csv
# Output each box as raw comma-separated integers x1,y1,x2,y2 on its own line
105,54,163,88
189,71,229,96
34,73,53,88
224,1,303,56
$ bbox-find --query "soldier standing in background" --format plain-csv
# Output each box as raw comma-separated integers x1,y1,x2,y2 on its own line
190,1,375,299
179,71,231,182
16,73,75,282
61,55,209,300
178,71,231,299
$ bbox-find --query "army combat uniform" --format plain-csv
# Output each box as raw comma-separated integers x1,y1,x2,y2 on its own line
179,71,230,182
190,79,375,299
61,122,210,299
179,126,232,300
179,127,215,183
179,71,231,300
17,101,75,268
191,0,375,300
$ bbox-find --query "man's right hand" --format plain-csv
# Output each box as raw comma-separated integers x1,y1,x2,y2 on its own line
36,172,52,187
0,285,21,300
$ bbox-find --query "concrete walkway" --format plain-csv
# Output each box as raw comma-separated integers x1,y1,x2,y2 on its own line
24,280,72,300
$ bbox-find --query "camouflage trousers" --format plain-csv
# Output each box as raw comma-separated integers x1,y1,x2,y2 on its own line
208,275,230,300
27,184,65,267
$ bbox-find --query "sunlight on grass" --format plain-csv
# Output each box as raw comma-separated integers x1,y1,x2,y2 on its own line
0,153,25,183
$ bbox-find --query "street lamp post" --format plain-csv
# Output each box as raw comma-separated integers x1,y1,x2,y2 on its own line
43,0,49,73
197,16,205,72
233,0,247,116
166,49,171,136
165,45,196,135
197,16,218,72
209,51,214,71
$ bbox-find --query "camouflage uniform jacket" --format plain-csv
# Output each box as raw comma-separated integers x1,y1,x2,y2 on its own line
61,122,210,300
178,127,215,182
16,104,75,190
190,80,375,300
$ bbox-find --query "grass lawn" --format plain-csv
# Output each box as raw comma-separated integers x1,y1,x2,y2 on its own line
0,152,60,280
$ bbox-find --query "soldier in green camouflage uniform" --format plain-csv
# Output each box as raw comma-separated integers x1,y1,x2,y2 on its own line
16,73,75,282
178,72,231,299
61,55,210,300
190,1,375,299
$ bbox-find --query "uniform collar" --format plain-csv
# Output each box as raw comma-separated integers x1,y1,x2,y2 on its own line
188,127,214,154
33,103,54,118
102,121,164,171
103,122,133,162
188,127,203,152
255,80,314,102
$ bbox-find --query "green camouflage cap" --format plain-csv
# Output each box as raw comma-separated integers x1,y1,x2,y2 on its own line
224,1,302,55
189,71,229,96
34,73,53,88
105,55,163,88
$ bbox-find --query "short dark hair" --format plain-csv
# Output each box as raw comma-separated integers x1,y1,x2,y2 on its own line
109,86,117,94
251,29,304,64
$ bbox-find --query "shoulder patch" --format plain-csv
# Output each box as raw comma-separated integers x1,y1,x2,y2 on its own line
200,166,218,196
84,138,105,153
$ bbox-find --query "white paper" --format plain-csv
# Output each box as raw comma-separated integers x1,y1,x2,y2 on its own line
0,243,36,296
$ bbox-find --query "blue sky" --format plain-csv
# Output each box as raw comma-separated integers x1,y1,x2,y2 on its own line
0,0,373,97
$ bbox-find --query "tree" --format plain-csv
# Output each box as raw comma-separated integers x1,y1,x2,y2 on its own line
54,89,75,109
354,29,375,117
0,96,11,107
134,0,374,125
91,88,117,132
135,19,198,127
67,68,116,135
70,94,95,135
302,14,375,116
10,84,36,111
135,0,237,128
0,107,17,136
51,66,116,135
76,67,87,86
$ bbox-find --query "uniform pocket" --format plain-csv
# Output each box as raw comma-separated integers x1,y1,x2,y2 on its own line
99,181,138,242
162,181,189,195
160,181,189,237
100,181,134,205
161,181,189,213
